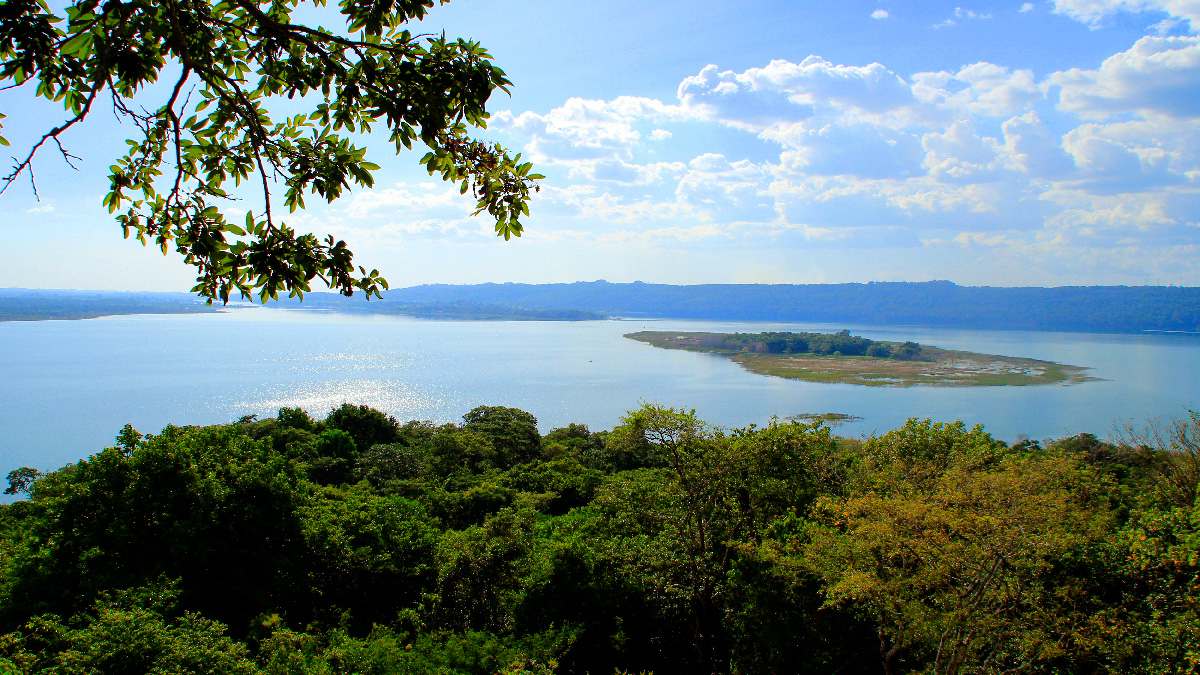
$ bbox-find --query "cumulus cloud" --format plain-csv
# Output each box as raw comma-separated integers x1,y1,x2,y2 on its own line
491,96,696,163
922,122,1004,182
343,183,470,220
872,9,889,19
471,50,1200,275
1001,112,1077,176
677,64,815,129
676,154,776,222
1052,35,1200,119
1020,3,1035,12
1060,122,1190,192
678,58,915,126
773,121,924,179
914,63,1043,117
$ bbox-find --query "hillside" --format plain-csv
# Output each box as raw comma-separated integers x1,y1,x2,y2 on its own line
389,280,1200,334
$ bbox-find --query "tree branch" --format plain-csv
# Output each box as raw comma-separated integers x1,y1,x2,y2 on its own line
0,84,99,196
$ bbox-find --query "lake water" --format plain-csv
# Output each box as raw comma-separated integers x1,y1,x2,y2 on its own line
2,308,1198,474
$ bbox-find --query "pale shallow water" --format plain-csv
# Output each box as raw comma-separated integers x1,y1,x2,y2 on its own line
1,308,1198,474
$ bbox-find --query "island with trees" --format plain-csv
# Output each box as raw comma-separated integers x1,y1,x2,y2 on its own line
0,403,1196,674
626,330,1094,386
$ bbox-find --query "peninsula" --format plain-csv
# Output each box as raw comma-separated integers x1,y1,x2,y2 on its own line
625,330,1095,387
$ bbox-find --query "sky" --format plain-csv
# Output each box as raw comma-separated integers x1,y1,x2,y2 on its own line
2,0,1199,290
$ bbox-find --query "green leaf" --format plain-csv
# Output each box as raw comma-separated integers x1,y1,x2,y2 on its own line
60,32,92,57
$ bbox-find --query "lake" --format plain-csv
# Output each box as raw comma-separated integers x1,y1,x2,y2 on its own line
2,308,1198,474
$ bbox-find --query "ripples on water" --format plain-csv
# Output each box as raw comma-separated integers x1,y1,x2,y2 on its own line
1,307,1197,472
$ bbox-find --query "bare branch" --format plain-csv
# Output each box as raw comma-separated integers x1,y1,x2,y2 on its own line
0,85,100,196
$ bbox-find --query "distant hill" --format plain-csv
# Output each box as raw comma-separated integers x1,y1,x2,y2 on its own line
0,289,216,322
270,294,605,321
388,281,1200,334
0,289,604,322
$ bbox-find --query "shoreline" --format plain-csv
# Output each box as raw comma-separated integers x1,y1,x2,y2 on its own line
625,330,1096,387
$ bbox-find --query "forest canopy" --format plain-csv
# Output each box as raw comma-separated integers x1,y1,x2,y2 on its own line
1,403,1197,674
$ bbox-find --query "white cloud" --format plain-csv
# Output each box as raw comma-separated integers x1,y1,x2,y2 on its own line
922,122,1004,182
772,121,924,179
913,62,1043,117
1001,112,1077,176
872,9,889,19
1020,2,1036,12
956,7,995,18
491,96,696,163
343,183,471,220
1151,16,1186,31
570,159,687,185
476,52,1200,275
678,58,915,128
1050,0,1200,32
1052,35,1200,119
934,6,993,27
676,154,776,222
1059,122,1191,192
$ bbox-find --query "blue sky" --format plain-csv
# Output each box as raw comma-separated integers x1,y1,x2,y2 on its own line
2,0,1199,290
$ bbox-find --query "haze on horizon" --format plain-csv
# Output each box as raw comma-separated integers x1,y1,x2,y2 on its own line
2,0,1198,292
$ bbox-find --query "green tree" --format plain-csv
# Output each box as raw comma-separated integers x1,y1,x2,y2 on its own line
299,483,439,629
2,470,40,497
3,584,259,675
462,406,541,469
598,404,842,673
325,403,398,455
0,0,542,302
3,424,309,632
797,452,1109,675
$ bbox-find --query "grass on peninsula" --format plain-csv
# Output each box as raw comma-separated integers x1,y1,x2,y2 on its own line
625,331,1095,387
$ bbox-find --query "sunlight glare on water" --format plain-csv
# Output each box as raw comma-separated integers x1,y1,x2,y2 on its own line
0,307,1197,473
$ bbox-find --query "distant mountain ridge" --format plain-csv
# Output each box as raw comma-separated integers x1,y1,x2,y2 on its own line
0,289,603,322
389,280,1200,334
0,288,215,321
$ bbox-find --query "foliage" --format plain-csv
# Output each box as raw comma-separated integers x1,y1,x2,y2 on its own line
1115,411,1200,508
0,404,1197,674
2,584,258,674
799,453,1108,675
324,403,399,455
0,0,542,302
461,406,542,469
714,329,897,358
1,470,39,497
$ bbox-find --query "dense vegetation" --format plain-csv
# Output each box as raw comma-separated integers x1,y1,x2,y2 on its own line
391,280,1200,334
1,404,1198,674
715,330,923,359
